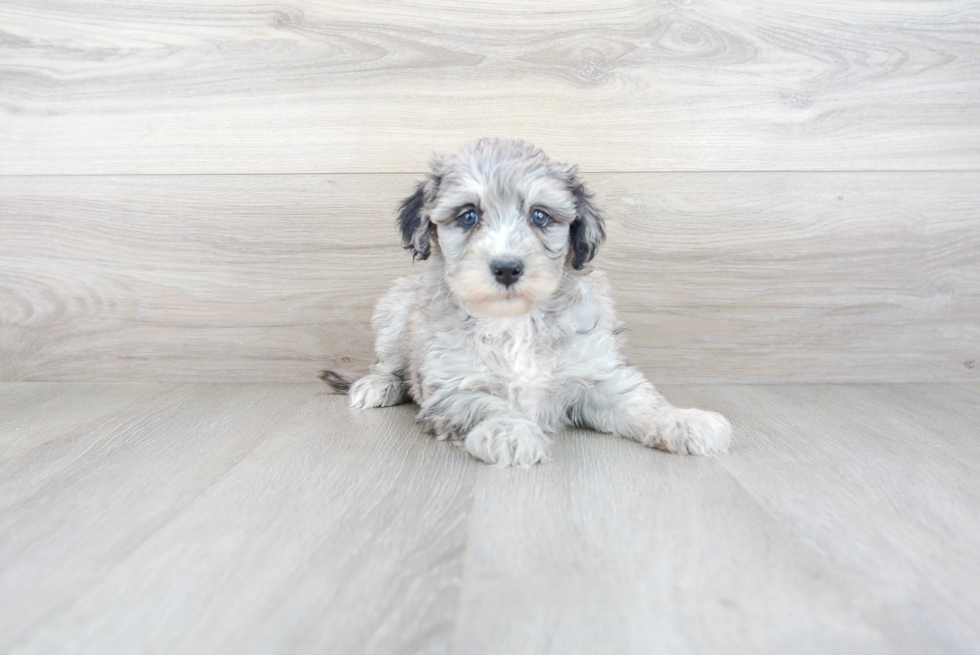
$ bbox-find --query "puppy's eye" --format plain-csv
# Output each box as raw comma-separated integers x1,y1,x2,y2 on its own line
458,209,480,229
530,209,551,228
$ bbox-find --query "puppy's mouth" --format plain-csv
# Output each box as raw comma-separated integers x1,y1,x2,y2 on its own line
466,275,553,317
466,293,536,318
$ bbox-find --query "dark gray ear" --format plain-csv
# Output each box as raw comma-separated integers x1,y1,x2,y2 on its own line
398,177,438,261
568,177,605,270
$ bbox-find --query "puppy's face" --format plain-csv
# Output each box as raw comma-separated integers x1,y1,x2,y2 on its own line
399,139,605,317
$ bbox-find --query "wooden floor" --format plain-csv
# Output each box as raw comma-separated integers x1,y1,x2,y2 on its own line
1,382,978,654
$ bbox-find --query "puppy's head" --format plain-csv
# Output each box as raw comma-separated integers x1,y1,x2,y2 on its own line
398,138,605,317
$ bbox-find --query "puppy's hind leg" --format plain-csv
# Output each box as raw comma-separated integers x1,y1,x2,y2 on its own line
321,369,408,408
320,278,415,409
347,373,408,408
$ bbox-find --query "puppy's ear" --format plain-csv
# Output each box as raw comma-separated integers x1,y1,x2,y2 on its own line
568,173,606,270
397,175,440,261
398,181,430,261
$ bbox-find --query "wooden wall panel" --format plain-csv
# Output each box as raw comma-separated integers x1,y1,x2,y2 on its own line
1,0,978,174
2,173,977,383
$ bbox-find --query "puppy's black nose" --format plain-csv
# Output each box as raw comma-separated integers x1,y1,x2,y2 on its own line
491,260,524,287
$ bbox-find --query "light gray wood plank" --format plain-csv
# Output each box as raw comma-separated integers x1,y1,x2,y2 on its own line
0,381,181,465
1,0,978,174
0,384,477,655
2,172,977,383
664,384,980,654
0,382,68,411
451,384,980,654
2,382,979,653
606,173,980,383
0,383,312,651
453,429,895,654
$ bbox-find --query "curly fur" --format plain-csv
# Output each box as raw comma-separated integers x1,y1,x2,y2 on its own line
323,138,732,466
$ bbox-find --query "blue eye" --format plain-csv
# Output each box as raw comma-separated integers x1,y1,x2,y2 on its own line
531,209,551,228
458,209,480,229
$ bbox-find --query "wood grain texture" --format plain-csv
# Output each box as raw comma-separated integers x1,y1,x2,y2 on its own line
1,382,979,653
452,383,980,654
2,172,977,383
454,431,890,654
666,384,980,653
1,0,978,174
0,383,478,655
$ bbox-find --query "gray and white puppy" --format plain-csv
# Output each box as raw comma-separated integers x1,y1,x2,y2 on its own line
322,138,731,466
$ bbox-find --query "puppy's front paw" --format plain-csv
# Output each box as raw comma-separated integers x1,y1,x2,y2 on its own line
648,408,732,455
464,418,552,467
348,374,406,409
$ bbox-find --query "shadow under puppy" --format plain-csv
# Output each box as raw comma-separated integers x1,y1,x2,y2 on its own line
322,138,731,466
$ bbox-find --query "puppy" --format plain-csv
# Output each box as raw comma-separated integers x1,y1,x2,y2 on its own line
322,138,731,466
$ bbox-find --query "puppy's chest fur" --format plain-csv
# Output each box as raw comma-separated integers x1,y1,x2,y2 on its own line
422,297,608,429
475,318,557,388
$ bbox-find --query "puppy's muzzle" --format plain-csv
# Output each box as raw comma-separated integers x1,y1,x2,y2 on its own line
491,259,524,287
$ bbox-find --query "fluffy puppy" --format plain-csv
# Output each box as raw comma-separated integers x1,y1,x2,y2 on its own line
322,138,731,466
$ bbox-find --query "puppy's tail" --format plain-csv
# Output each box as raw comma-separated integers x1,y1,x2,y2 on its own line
319,369,355,394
